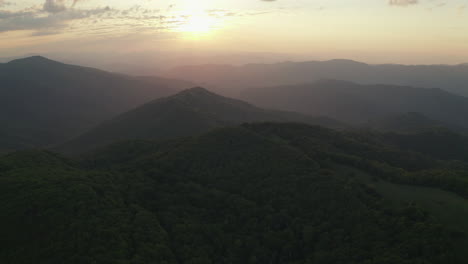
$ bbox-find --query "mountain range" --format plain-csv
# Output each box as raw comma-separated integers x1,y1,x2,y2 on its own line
59,87,344,154
241,80,468,130
0,56,192,151
364,112,468,134
4,56,468,154
166,59,468,97
2,56,468,263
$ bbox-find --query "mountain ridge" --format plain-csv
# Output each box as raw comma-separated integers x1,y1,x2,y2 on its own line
0,56,193,152
8,55,62,65
364,112,468,134
241,80,468,129
58,87,345,154
165,59,468,97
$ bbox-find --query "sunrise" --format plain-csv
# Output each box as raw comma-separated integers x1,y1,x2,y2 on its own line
1,0,467,65
2,0,468,263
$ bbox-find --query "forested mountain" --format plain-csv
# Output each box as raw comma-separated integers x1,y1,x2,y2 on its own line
380,129,468,162
1,122,468,263
241,80,468,129
166,59,468,96
364,112,468,134
59,87,344,154
0,56,192,151
3,57,468,263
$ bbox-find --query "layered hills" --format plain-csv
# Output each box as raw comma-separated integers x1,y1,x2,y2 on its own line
60,87,343,154
0,56,192,150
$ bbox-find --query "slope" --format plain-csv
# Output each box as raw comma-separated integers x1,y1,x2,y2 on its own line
1,123,467,263
241,80,468,129
363,112,467,134
0,56,192,151
165,59,468,97
59,87,344,154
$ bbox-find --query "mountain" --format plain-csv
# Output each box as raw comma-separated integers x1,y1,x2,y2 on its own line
59,87,345,154
2,122,468,263
364,112,468,134
0,56,192,151
380,128,468,162
165,59,468,97
361,112,468,161
241,80,468,129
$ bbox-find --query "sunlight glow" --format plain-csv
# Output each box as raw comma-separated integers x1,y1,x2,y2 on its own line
174,13,223,39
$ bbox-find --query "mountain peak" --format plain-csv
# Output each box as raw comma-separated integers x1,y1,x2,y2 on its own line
323,59,368,66
313,79,357,86
8,56,60,65
186,86,211,93
174,87,218,97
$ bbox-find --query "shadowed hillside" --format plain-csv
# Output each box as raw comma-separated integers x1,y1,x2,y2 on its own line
0,56,192,151
2,123,468,263
241,80,468,129
59,87,344,154
364,112,468,134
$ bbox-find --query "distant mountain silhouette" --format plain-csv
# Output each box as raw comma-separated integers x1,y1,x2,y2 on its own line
0,56,192,151
166,60,468,97
59,87,344,154
241,80,468,129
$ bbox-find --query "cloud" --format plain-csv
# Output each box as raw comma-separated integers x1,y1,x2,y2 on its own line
31,30,61,36
389,0,418,6
0,1,279,38
43,0,67,13
42,0,89,13
0,6,111,33
72,0,85,7
458,5,466,15
0,0,13,7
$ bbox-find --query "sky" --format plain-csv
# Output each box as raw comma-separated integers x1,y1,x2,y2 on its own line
1,0,468,69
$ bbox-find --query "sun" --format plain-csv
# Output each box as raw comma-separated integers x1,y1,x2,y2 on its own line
175,13,222,38
178,15,214,33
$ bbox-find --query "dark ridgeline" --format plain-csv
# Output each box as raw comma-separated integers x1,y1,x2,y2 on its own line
1,122,468,263
0,56,192,151
240,80,468,131
58,86,344,154
364,112,467,134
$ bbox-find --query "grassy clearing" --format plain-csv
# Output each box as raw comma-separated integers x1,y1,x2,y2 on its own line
340,165,468,259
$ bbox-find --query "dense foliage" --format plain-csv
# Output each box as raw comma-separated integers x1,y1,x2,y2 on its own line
1,123,467,263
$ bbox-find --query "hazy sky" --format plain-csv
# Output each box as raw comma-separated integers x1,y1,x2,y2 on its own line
1,0,468,65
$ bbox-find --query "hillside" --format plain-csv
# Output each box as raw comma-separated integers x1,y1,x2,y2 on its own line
364,112,468,134
2,123,468,263
241,80,468,129
165,59,468,97
59,87,344,154
380,129,468,162
0,56,192,151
